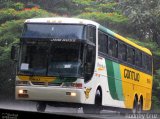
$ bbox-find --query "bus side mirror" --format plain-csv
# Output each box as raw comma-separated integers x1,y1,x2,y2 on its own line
11,45,19,61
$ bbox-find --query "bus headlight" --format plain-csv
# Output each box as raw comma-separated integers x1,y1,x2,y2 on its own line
18,89,27,94
19,89,23,94
71,92,76,97
18,89,29,98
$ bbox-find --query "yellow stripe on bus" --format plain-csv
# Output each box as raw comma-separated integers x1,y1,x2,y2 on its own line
115,34,152,55
18,76,57,82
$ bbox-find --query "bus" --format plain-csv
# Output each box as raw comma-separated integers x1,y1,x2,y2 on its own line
11,17,153,113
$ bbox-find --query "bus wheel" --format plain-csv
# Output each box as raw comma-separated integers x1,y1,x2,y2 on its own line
36,102,46,112
138,98,143,113
83,89,102,114
132,97,138,113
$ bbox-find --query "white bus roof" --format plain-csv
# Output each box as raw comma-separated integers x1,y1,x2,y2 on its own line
24,17,152,55
25,17,99,27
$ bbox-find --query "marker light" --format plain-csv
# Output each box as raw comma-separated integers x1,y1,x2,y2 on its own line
71,92,76,97
19,90,23,94
18,89,28,94
66,92,77,96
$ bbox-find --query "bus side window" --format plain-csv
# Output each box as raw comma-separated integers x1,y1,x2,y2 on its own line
118,42,127,61
142,54,147,71
135,50,142,67
108,37,118,58
144,55,152,73
87,25,96,44
148,56,152,73
98,30,108,54
127,47,135,65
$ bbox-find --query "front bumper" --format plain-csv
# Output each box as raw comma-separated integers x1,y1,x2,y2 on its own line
16,86,85,104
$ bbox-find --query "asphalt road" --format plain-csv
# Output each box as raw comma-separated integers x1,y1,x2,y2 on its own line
0,100,159,119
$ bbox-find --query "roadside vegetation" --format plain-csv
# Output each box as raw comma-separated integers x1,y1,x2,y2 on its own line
0,0,160,111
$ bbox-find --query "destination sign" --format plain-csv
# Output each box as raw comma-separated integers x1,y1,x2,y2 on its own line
50,39,76,42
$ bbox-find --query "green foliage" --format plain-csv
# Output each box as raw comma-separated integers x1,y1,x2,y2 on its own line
152,96,160,111
98,3,118,12
78,12,128,23
17,9,55,19
72,0,96,6
0,1,14,9
0,9,17,24
71,0,120,15
11,2,24,11
0,20,23,47
128,37,160,56
152,69,160,111
0,8,55,25
118,0,160,41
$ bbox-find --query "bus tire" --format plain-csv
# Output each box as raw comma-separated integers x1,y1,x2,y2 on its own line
95,89,102,106
138,97,143,113
132,97,138,113
83,89,102,114
36,102,46,112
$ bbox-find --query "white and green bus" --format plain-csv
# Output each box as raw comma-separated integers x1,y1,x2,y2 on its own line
11,17,153,113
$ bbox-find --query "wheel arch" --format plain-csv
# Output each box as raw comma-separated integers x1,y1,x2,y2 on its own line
133,93,138,108
95,85,102,105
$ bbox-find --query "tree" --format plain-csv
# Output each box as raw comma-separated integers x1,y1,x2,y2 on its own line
118,0,160,42
0,3,55,99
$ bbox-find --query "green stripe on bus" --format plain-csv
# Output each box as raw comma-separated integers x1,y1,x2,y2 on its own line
106,60,118,100
106,59,123,101
99,25,116,36
112,62,123,101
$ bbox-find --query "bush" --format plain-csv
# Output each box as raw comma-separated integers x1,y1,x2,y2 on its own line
77,12,128,24
11,2,24,11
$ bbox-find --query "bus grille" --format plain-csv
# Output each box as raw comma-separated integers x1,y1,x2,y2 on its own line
31,82,45,85
48,82,62,86
31,82,62,86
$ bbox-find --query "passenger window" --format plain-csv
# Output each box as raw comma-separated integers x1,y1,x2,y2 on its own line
135,51,142,67
146,55,152,73
127,47,135,64
118,42,127,61
142,54,147,70
108,37,118,58
98,30,108,54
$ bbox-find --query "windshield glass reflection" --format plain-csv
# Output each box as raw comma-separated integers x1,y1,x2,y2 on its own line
19,42,83,77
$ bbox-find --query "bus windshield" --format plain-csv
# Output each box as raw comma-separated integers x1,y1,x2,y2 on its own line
19,42,83,77
48,43,82,77
22,24,85,39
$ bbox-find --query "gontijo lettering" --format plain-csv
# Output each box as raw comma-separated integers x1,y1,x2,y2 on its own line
124,69,140,82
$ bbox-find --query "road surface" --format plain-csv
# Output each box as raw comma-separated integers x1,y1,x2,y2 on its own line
0,100,159,119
